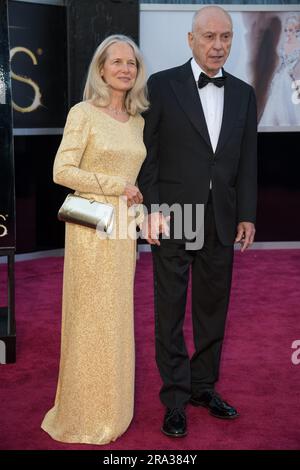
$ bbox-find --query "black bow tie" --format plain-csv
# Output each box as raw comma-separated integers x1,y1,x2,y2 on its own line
198,72,226,89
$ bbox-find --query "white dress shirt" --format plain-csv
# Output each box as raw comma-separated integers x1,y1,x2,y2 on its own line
190,58,224,154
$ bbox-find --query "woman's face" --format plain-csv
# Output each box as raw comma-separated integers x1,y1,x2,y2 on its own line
101,42,138,93
285,21,297,41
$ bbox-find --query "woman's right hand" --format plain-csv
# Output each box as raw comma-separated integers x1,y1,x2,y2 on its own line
123,183,143,207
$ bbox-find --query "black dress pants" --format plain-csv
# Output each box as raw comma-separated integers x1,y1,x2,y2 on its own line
151,199,234,409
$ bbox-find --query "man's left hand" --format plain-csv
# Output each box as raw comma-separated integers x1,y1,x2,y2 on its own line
235,222,256,252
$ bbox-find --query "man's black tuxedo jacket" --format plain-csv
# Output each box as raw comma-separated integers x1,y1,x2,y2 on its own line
138,60,257,246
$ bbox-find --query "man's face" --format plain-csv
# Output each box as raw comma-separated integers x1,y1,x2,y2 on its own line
188,12,233,77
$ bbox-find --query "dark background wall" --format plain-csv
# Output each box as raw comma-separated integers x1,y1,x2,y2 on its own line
257,132,300,242
66,0,139,106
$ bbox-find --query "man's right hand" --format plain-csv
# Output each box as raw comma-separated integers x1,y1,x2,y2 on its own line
141,212,170,246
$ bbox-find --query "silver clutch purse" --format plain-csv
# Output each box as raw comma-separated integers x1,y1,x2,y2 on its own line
58,194,114,234
57,174,115,234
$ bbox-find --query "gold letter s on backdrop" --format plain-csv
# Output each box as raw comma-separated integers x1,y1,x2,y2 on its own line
10,47,42,113
0,214,8,237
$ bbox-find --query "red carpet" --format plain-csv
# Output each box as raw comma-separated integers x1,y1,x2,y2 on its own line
1,250,300,450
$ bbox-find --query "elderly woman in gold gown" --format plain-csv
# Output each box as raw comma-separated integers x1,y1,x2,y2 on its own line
41,35,148,445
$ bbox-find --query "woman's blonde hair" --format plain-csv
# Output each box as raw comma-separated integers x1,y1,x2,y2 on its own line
83,34,149,115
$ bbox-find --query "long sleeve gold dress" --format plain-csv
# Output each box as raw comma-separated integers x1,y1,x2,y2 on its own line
41,101,146,445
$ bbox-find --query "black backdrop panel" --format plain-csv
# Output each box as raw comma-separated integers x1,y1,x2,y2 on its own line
256,132,300,242
14,135,68,253
66,0,139,106
0,0,15,249
8,0,67,128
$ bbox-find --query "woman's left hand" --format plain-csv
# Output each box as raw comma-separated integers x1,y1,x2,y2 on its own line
123,183,143,207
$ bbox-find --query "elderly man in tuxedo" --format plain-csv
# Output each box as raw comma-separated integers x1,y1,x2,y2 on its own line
138,6,257,437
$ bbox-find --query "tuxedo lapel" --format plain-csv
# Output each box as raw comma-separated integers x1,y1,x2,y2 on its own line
169,63,242,155
170,62,212,151
215,72,242,155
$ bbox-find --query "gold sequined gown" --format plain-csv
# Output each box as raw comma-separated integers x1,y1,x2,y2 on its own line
41,102,146,445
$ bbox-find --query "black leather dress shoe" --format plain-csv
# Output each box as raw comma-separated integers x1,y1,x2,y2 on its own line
190,390,239,419
161,408,187,437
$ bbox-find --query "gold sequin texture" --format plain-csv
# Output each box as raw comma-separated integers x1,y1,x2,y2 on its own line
41,102,146,445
